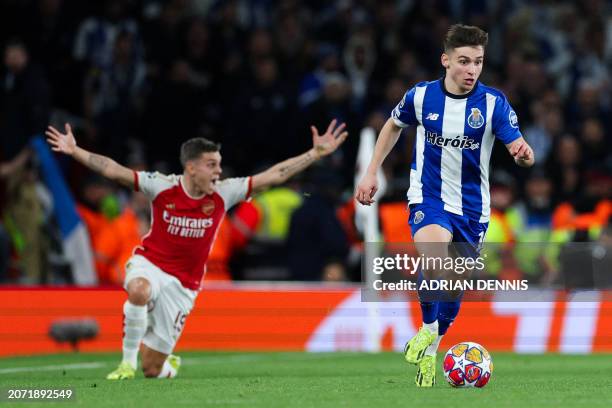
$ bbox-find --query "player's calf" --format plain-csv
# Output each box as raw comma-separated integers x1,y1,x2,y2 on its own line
141,345,180,378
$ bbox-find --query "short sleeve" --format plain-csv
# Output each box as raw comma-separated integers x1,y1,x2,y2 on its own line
391,87,418,128
135,171,178,200
492,94,521,144
216,177,251,210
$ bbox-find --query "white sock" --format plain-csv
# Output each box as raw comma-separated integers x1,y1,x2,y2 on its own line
122,301,147,369
425,334,443,356
423,320,438,334
157,358,178,378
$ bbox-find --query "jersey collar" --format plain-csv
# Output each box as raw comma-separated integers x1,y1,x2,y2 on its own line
439,77,479,99
179,175,207,199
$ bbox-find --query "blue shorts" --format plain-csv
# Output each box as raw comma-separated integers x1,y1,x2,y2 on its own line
408,202,488,254
410,202,487,300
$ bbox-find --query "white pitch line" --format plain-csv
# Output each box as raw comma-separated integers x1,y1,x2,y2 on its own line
0,362,106,374
0,352,342,375
0,355,268,374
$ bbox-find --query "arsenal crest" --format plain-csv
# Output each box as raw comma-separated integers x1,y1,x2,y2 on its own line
201,199,215,215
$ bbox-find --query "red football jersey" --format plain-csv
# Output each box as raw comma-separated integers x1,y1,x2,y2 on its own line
133,171,251,290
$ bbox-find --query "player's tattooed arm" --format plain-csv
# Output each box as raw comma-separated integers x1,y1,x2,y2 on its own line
251,119,348,194
88,153,110,172
46,123,135,188
277,151,317,179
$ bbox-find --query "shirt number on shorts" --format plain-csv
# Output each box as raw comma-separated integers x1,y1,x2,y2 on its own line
173,311,188,334
477,230,486,253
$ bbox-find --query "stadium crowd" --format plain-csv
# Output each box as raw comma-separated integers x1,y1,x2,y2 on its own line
0,0,610,286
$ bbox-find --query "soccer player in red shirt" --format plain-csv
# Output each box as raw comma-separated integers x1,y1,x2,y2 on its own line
46,119,348,379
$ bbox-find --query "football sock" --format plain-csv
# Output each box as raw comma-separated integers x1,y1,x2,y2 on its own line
122,301,147,368
423,320,439,334
157,358,177,378
420,301,439,324
437,300,461,335
425,334,443,356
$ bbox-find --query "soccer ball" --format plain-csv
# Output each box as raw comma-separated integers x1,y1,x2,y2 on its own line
443,342,493,388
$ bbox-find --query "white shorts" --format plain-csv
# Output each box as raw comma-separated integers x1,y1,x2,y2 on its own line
124,255,198,355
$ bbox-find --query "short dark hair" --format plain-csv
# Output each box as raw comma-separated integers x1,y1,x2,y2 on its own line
444,24,488,52
179,137,221,167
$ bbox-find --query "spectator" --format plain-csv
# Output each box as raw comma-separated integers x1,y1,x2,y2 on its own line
73,0,142,70
547,136,582,203
579,118,609,170
0,40,50,160
84,30,147,162
302,72,359,185
298,43,342,108
0,222,9,282
287,168,349,281
230,56,295,172
343,29,376,114
141,0,186,77
0,40,49,284
523,102,562,164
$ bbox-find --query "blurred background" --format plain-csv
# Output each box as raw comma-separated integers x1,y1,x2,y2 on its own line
0,0,610,287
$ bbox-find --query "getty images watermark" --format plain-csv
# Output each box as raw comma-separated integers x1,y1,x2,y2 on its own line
360,242,538,302
370,252,528,292
362,241,612,301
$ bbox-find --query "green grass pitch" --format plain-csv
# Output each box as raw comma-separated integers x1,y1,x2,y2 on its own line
1,352,611,407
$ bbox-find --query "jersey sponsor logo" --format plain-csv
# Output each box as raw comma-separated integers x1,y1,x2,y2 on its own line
202,199,215,215
509,110,518,128
163,210,213,238
425,130,480,150
467,108,484,129
414,210,425,224
425,112,439,120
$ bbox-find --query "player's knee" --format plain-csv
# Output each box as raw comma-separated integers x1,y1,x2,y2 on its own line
127,278,150,305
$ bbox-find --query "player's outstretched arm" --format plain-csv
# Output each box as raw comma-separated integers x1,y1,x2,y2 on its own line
251,119,348,194
45,123,135,188
506,136,535,168
355,117,402,206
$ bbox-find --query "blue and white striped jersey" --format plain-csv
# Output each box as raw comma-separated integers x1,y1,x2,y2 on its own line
392,79,521,222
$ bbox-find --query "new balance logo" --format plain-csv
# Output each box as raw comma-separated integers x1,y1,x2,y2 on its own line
425,112,439,120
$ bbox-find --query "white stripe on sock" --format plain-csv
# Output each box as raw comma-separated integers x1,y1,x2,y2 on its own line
122,301,147,369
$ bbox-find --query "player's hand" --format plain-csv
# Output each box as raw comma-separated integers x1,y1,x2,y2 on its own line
355,172,378,206
311,119,348,158
510,139,534,167
46,123,77,156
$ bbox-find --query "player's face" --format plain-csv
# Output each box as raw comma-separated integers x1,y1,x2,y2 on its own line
442,46,484,94
189,151,222,195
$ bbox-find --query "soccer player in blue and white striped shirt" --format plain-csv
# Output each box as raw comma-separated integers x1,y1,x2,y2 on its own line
356,24,534,387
